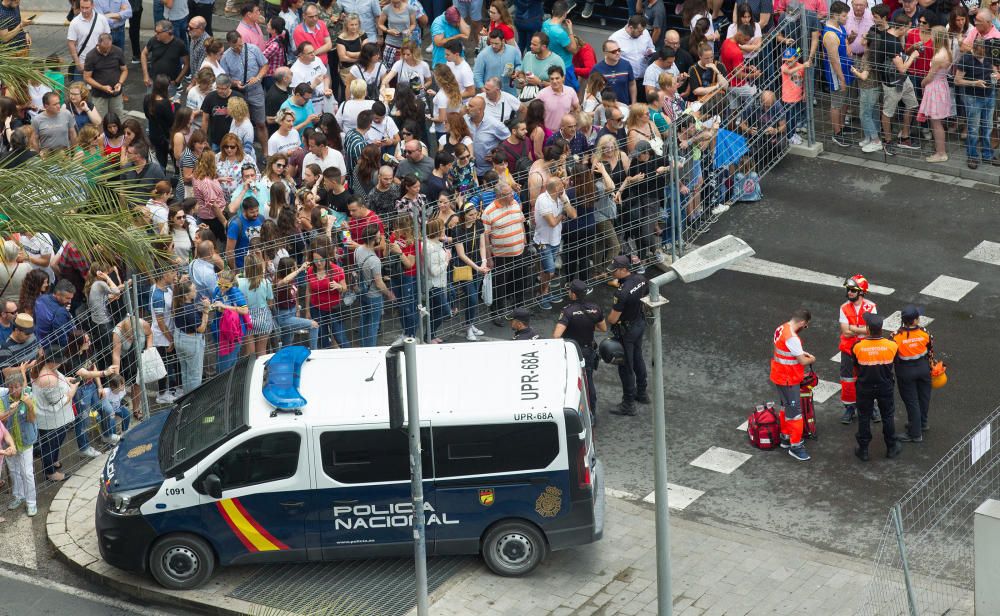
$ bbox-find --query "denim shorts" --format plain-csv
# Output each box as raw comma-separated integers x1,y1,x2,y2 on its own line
537,243,558,273
454,0,484,21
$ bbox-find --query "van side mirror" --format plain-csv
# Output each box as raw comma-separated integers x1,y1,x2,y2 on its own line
203,474,223,499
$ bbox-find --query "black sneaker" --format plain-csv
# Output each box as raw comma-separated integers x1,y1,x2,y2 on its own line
635,392,651,404
897,434,923,443
897,137,920,150
610,402,637,416
831,133,850,147
841,124,860,135
886,441,903,458
883,141,896,156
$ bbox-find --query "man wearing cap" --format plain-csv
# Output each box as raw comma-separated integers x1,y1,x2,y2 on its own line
431,6,469,69
606,255,649,416
892,305,933,442
851,312,901,461
553,280,606,420
0,314,39,382
510,307,539,341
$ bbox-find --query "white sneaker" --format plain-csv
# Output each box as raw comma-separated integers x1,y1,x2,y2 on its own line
858,138,870,148
102,434,121,445
155,393,176,404
169,387,184,398
470,325,484,336
466,327,479,342
81,446,102,458
789,134,803,145
27,504,37,517
711,204,730,215
861,140,883,153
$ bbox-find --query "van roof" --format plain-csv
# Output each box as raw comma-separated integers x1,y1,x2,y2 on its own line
245,340,579,428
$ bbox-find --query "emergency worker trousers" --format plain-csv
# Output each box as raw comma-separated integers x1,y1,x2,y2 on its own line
617,319,648,403
896,360,931,438
856,383,897,450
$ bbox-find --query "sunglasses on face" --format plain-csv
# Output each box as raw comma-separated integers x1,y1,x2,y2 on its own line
224,145,237,150
274,162,286,168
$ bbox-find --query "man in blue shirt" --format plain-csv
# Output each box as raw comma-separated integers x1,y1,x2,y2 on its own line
220,30,269,149
430,6,468,68
466,97,511,177
33,280,76,349
474,29,522,95
512,0,543,52
541,1,578,90
593,39,636,106
93,0,132,51
225,193,263,270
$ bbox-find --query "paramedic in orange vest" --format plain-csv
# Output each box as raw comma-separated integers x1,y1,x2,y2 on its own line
839,274,877,425
770,309,816,462
892,304,933,443
851,312,902,462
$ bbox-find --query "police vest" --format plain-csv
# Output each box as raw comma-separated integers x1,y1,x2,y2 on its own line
770,322,804,386
839,299,876,352
893,327,931,362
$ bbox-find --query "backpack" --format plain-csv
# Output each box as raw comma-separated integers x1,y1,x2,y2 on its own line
734,171,762,202
801,370,819,439
500,139,532,205
748,402,781,450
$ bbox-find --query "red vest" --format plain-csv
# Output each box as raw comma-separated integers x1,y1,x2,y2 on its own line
770,322,805,386
839,299,876,352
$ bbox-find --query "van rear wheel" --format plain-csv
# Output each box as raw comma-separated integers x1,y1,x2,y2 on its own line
481,520,547,576
149,533,216,590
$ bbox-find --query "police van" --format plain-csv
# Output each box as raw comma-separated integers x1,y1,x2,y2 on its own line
96,340,605,589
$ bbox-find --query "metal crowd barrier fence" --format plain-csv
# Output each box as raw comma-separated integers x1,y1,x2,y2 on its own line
856,405,996,616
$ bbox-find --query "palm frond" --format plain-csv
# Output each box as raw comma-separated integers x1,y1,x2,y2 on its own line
0,152,165,268
0,40,62,97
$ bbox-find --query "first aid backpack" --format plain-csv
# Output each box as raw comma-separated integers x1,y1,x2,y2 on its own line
748,402,781,450
800,370,819,439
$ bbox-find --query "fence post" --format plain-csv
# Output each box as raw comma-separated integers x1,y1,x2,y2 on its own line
892,503,919,616
411,208,426,343
799,5,817,147
127,274,150,421
667,122,683,258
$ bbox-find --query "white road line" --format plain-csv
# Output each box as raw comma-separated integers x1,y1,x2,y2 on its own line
831,352,841,363
964,241,1000,266
725,257,895,295
736,420,748,432
689,446,753,474
813,380,842,405
920,275,979,302
605,488,640,501
642,484,706,510
0,566,175,616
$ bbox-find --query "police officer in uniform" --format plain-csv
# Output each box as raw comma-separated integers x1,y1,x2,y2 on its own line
851,312,902,461
892,304,933,443
510,307,540,340
606,256,649,416
553,279,607,419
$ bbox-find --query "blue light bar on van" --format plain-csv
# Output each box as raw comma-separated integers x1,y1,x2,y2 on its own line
263,346,311,412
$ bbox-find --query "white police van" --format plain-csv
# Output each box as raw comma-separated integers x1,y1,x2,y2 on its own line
96,340,605,589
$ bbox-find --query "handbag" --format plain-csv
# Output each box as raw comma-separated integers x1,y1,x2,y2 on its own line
519,84,539,102
481,271,494,306
452,265,473,282
141,347,167,383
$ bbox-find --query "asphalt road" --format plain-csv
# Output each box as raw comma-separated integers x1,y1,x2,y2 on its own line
0,567,185,615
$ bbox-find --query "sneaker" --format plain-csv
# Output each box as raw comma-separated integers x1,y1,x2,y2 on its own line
886,441,903,459
169,387,184,398
925,153,949,163
466,326,479,342
46,471,66,481
102,434,121,445
840,407,855,424
130,57,140,64
779,433,791,449
81,446,102,458
872,408,881,423
831,133,850,147
896,136,920,150
861,140,883,153
968,158,979,170
155,393,176,404
470,325,484,336
538,300,553,310
26,504,36,517
883,142,896,156
858,137,871,148
897,434,923,443
854,446,870,462
7,497,23,511
565,0,578,13
635,392,651,404
841,125,860,135
504,312,514,321
609,402,637,416
789,134,803,145
711,204,730,215
788,445,811,461
581,1,594,18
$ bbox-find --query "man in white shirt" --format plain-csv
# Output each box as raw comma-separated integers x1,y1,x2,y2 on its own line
476,77,522,125
643,47,680,98
532,176,576,310
365,101,399,153
18,232,55,283
67,0,111,83
609,15,656,96
301,132,347,178
444,39,476,101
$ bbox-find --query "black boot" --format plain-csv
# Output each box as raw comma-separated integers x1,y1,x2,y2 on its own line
854,446,870,462
610,400,637,416
635,391,651,404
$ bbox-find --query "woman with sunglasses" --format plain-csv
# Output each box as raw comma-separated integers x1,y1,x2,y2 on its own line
168,203,199,261
262,154,295,210
193,150,228,241
215,132,256,202
211,269,250,372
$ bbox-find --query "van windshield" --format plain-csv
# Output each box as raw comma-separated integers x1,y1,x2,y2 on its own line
159,357,253,476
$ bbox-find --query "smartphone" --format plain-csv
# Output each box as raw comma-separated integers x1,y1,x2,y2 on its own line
27,14,38,20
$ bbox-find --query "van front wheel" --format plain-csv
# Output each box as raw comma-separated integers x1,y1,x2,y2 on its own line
481,520,547,576
149,533,216,590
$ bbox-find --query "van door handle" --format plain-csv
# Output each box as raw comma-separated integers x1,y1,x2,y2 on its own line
334,499,358,504
280,501,305,508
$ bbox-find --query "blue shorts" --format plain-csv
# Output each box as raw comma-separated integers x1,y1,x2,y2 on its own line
538,243,558,273
454,0,484,21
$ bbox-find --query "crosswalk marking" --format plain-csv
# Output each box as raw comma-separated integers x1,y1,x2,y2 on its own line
964,241,1000,266
737,420,748,431
689,446,752,474
642,483,706,510
725,257,895,295
812,380,841,404
605,488,640,501
920,275,979,302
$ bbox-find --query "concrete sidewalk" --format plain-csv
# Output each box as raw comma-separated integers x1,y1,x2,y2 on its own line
45,454,966,616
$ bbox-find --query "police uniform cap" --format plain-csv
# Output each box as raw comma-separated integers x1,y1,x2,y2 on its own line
568,279,588,297
863,312,883,329
900,304,922,322
607,255,631,272
511,307,531,323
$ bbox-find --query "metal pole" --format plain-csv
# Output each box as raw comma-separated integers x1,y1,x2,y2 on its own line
800,5,817,147
127,274,150,421
412,209,425,343
892,504,920,616
667,122,682,259
402,338,429,615
646,272,677,615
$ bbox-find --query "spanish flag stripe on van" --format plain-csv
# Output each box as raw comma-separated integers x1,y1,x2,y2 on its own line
217,499,288,552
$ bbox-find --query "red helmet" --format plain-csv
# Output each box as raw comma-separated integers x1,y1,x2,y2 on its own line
845,274,870,294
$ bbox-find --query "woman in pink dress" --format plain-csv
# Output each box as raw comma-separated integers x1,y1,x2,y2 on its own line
919,27,953,163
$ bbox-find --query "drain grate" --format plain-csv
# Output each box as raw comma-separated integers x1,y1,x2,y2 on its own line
228,556,476,615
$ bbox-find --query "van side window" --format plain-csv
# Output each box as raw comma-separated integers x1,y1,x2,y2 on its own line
433,423,559,478
209,432,301,491
320,429,415,484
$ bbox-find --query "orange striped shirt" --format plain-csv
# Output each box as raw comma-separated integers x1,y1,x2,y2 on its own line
481,202,526,258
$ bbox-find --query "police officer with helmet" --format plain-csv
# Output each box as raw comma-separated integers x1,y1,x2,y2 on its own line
510,307,540,340
553,280,607,419
605,255,650,417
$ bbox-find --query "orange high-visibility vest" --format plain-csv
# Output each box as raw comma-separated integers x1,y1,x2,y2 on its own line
839,299,877,352
770,322,805,386
893,327,931,362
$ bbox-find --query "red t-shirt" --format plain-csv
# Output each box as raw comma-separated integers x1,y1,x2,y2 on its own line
719,38,747,87
904,29,933,77
348,210,384,244
489,21,515,42
307,263,345,311
293,21,331,64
